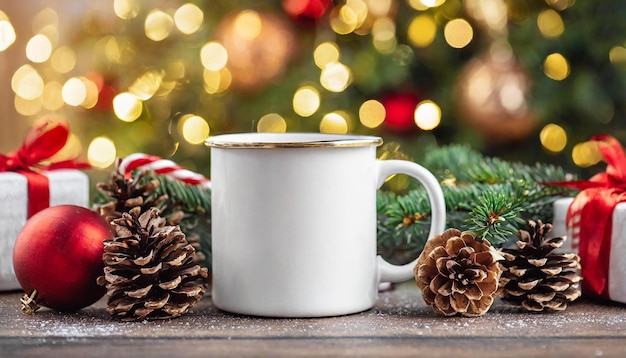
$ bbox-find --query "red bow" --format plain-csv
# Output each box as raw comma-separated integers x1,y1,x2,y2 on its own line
550,135,626,300
0,121,90,217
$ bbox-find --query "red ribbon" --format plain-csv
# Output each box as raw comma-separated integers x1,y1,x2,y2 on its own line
0,121,90,217
550,135,626,300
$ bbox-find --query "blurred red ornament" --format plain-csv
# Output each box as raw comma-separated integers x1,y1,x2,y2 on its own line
380,92,420,132
282,0,332,25
95,85,116,111
13,205,113,312
455,51,538,142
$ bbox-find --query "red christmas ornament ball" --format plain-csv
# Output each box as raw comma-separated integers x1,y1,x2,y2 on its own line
13,205,113,312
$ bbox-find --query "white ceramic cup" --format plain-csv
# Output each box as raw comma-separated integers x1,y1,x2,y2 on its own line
206,133,446,317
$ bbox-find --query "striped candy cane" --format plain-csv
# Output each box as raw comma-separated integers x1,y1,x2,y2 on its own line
118,153,210,189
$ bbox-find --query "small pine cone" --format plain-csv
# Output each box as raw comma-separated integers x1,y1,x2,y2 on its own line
93,159,168,223
97,207,209,321
499,220,581,312
414,228,503,317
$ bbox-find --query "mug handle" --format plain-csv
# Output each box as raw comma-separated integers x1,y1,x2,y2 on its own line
375,160,446,283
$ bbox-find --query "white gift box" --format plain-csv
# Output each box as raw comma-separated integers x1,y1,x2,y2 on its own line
552,197,626,303
0,170,89,291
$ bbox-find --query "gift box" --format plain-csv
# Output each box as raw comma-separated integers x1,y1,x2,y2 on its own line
0,170,89,290
550,135,626,304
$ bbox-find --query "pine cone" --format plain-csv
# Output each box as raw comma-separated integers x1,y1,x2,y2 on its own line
97,207,209,321
94,159,168,224
499,220,581,312
414,228,503,317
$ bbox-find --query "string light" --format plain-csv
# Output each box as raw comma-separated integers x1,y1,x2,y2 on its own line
257,113,287,133
539,123,567,153
444,19,473,49
543,53,570,80
113,92,142,122
293,86,321,117
320,62,351,92
414,100,441,130
314,42,340,69
145,10,174,42
61,77,87,106
0,11,16,51
26,34,52,63
320,112,349,134
200,41,228,71
180,114,210,144
88,137,116,168
174,3,204,35
359,100,386,128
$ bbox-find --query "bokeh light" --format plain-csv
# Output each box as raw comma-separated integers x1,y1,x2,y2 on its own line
372,17,396,54
314,42,340,69
444,19,473,49
544,53,570,80
50,46,76,73
12,65,44,100
0,12,16,51
408,15,437,48
234,10,262,40
330,5,358,35
257,113,287,132
174,3,204,35
320,112,349,134
114,0,140,20
181,114,210,144
419,0,446,8
539,123,567,153
26,34,52,63
293,86,320,117
203,68,232,94
14,95,42,116
200,41,228,71
359,100,386,128
62,77,87,106
129,70,163,100
609,46,626,67
320,62,351,92
537,9,564,38
572,141,603,168
414,100,441,130
88,136,117,168
113,92,143,122
42,81,64,111
145,10,174,42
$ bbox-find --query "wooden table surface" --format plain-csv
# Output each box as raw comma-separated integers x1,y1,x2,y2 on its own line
1,282,625,357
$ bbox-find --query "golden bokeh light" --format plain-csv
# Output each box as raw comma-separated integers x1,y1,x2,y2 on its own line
114,0,140,20
444,19,473,49
129,70,164,100
419,0,446,8
26,34,53,63
14,95,42,116
406,0,429,11
12,65,44,100
145,9,174,42
546,0,574,11
543,53,570,81
257,113,287,133
0,12,16,51
113,92,143,122
234,10,263,41
609,46,626,67
539,123,567,153
174,3,204,35
572,141,603,168
537,9,564,38
80,77,99,109
50,46,76,73
330,5,358,35
203,68,232,94
359,99,386,128
320,62,351,92
200,41,228,71
42,81,64,111
181,115,210,144
372,17,396,53
320,112,349,134
293,86,320,117
408,14,437,48
414,100,441,130
314,42,340,69
88,137,117,168
61,77,86,106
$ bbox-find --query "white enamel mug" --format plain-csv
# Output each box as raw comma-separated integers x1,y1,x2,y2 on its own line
206,133,446,317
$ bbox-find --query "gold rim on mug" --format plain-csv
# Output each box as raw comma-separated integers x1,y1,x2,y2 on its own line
205,133,384,149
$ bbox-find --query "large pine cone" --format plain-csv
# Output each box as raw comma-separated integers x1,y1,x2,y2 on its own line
97,207,209,321
414,228,503,317
499,220,581,312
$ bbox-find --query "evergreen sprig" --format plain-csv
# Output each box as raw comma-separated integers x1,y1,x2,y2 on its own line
376,144,576,264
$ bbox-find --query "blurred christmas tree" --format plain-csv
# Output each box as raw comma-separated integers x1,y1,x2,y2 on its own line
3,0,626,180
